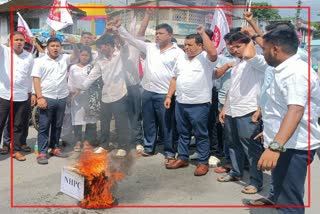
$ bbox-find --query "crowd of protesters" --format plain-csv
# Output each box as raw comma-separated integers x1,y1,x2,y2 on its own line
1,9,320,213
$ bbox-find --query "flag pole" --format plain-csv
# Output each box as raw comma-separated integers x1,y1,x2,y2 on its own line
242,0,253,27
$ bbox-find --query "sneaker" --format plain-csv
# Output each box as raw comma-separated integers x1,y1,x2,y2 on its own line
136,144,144,152
50,148,68,158
115,149,127,158
208,156,220,168
189,152,199,160
37,154,48,164
108,142,118,150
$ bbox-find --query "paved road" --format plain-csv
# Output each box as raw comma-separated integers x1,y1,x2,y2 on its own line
0,126,319,214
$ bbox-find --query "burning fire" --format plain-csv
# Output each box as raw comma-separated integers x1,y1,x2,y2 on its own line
75,146,124,208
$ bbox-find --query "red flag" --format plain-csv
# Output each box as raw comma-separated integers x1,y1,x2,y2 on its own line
46,0,73,31
17,12,34,43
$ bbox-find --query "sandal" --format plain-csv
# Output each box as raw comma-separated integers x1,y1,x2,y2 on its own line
217,174,241,182
241,185,262,194
21,145,31,152
73,141,81,152
246,197,275,206
0,145,9,155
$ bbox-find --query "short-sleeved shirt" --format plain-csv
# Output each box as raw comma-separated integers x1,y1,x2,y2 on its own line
215,52,237,106
31,54,71,99
173,51,217,104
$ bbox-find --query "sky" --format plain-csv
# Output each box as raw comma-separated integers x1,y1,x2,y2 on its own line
67,0,320,22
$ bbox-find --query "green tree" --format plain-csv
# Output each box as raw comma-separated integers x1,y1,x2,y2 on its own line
251,2,281,21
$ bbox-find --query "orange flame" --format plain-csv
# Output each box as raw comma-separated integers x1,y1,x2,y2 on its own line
75,148,124,208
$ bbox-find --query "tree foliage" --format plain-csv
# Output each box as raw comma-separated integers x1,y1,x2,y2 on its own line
251,2,281,21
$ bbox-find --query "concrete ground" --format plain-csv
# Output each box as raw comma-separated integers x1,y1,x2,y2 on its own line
0,126,319,214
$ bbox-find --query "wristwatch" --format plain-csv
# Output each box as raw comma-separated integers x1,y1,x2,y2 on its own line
268,141,286,152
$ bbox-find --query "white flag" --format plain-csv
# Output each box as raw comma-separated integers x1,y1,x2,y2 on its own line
17,12,34,43
210,7,230,54
46,0,73,31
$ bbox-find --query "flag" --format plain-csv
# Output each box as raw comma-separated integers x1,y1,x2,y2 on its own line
17,12,34,43
46,0,73,31
210,7,230,54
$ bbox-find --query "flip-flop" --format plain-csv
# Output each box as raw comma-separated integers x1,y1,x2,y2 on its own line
241,185,263,194
214,166,231,173
246,197,275,206
217,174,241,182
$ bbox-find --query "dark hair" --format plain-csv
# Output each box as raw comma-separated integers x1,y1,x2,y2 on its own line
156,23,173,34
263,27,299,55
47,37,61,46
265,21,295,32
185,34,203,45
223,27,242,42
171,37,177,43
229,32,251,44
205,29,213,40
81,31,93,37
95,34,115,48
79,45,93,63
11,31,25,39
223,32,233,42
229,27,242,34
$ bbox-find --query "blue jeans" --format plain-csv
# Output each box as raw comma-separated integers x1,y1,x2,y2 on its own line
175,102,210,164
272,149,316,214
38,97,67,154
225,112,264,189
142,90,175,158
127,84,143,145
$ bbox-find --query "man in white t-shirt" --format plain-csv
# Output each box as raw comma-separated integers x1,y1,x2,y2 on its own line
256,27,320,214
164,25,217,176
31,37,78,164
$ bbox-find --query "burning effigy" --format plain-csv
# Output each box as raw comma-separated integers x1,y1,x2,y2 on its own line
61,144,135,209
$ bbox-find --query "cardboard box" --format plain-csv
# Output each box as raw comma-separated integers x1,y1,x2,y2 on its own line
60,167,84,201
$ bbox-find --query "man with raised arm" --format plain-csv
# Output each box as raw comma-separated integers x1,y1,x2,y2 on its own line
164,25,218,176
115,15,185,166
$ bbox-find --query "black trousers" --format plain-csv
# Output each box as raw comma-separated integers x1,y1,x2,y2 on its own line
2,96,31,147
0,97,29,151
